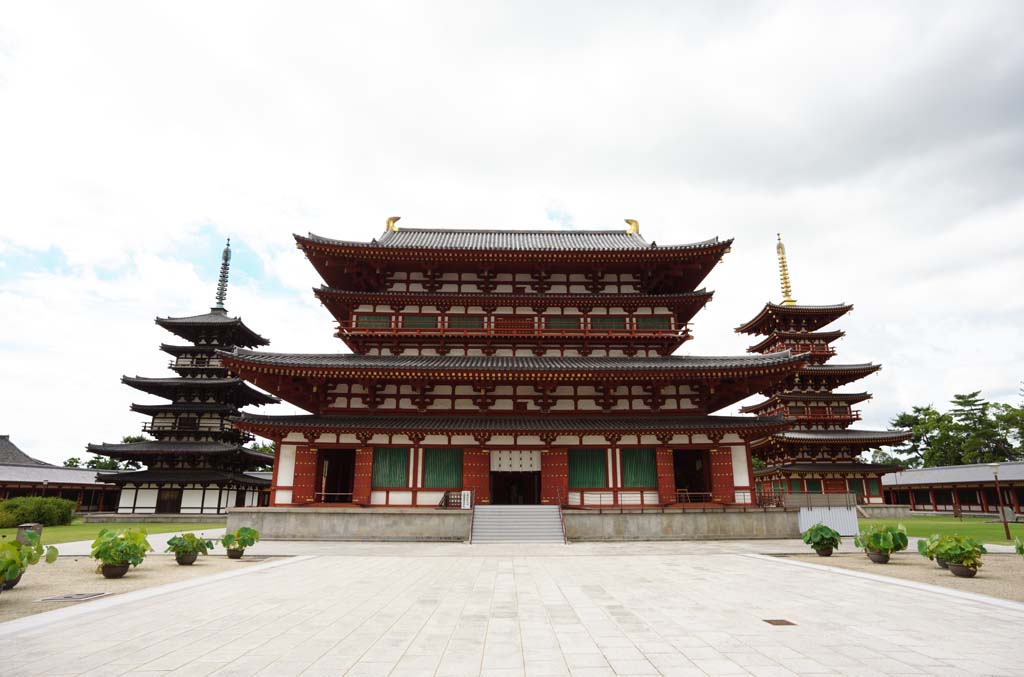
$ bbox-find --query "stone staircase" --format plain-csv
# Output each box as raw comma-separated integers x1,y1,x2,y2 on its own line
471,505,565,544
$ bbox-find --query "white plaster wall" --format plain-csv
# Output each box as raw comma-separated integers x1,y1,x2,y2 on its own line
117,488,136,514
277,444,296,486
730,446,750,486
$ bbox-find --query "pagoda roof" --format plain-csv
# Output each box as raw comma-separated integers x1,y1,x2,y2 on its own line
736,303,853,336
795,363,880,388
314,286,714,316
303,228,724,252
130,402,239,416
121,376,279,405
102,468,270,486
155,308,269,347
747,330,845,353
159,343,219,356
87,440,272,464
755,428,912,447
221,348,802,375
740,392,872,414
234,412,791,439
0,434,51,467
757,462,902,475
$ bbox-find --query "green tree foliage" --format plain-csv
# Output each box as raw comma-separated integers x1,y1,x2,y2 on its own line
887,392,1024,468
64,436,146,470
246,441,275,470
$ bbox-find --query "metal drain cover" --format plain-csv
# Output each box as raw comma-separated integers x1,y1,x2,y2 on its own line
38,592,109,602
763,619,796,626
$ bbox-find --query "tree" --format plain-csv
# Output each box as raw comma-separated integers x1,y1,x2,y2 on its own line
64,435,146,471
63,457,82,468
246,440,275,471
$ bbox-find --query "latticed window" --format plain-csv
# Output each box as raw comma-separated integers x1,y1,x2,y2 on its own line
545,316,580,331
590,316,626,331
371,447,409,488
867,478,881,495
805,479,822,493
635,316,671,330
447,315,484,329
422,448,463,488
620,448,656,488
568,448,607,488
401,315,438,329
355,314,392,328
789,479,803,492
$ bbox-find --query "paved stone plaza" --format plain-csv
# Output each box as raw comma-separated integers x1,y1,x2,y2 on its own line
1,541,1021,676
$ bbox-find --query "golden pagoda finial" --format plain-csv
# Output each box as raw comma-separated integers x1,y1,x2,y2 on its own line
624,218,639,235
776,233,797,306
386,216,401,232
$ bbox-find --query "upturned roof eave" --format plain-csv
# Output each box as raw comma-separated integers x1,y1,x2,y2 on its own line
736,302,854,336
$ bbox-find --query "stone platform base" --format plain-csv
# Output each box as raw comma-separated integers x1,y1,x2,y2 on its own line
858,504,913,519
227,507,472,541
563,507,800,541
82,513,228,524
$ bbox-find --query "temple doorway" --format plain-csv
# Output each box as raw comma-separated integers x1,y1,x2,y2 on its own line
155,488,183,513
673,449,711,500
489,450,542,505
317,449,356,503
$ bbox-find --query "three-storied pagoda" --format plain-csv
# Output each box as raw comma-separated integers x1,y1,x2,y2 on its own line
736,236,910,503
225,219,806,509
87,241,279,514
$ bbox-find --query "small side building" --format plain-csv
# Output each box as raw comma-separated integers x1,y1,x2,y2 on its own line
0,435,120,511
883,462,1023,515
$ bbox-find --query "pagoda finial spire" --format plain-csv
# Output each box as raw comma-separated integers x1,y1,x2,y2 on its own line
214,238,231,310
776,233,796,306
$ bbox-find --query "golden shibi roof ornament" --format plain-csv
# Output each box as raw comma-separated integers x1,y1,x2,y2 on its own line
386,216,401,232
624,218,640,235
776,233,797,306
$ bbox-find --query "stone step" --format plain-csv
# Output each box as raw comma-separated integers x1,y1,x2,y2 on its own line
471,504,564,544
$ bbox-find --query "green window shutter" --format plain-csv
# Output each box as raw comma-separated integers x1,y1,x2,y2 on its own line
401,315,438,329
422,448,463,488
447,315,484,329
806,479,822,493
620,448,657,488
789,479,803,492
371,447,409,488
867,478,881,495
850,480,864,497
568,448,607,489
355,314,392,328
545,316,580,330
590,316,626,330
635,316,671,330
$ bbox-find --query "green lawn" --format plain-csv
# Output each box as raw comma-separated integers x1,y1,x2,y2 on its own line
862,516,1024,545
0,519,224,545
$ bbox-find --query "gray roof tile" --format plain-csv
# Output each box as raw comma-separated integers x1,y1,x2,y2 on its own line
882,462,1024,486
0,435,51,466
0,463,113,485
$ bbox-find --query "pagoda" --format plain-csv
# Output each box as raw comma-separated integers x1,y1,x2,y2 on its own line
735,235,910,504
223,219,806,510
87,241,279,514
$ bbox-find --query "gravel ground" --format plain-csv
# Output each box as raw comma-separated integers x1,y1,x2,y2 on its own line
788,551,1024,602
0,554,268,623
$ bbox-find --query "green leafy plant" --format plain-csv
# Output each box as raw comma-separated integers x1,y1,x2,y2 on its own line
0,532,58,585
222,527,259,550
0,497,76,526
165,533,214,557
854,523,909,555
90,528,153,571
801,523,841,552
916,533,953,561
935,535,987,569
1015,537,1023,559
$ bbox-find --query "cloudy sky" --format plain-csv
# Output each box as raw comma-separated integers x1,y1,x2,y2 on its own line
1,2,1022,464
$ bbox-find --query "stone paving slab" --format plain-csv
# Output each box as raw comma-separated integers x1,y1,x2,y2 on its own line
1,541,1021,675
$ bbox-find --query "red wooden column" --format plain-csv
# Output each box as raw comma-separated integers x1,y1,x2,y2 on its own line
541,448,568,505
655,447,675,505
463,449,491,505
709,442,735,504
352,447,374,505
291,446,318,504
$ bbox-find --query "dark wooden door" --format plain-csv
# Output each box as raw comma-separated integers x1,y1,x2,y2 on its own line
155,488,183,513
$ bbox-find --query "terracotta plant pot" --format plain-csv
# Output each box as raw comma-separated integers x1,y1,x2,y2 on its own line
936,557,949,569
227,548,244,559
1,571,24,590
101,564,130,579
175,552,198,566
948,563,977,578
815,547,834,557
866,551,890,564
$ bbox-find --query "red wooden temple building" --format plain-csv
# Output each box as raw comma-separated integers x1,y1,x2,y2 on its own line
225,219,808,510
736,236,910,504
87,241,277,514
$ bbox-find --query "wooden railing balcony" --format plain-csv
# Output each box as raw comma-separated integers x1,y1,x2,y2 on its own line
339,324,689,340
168,359,224,370
142,422,252,442
789,411,861,423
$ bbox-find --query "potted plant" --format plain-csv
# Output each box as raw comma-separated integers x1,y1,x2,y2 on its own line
916,533,952,569
164,533,214,565
935,535,987,578
853,523,908,564
221,527,259,559
801,523,841,557
0,532,58,591
90,528,153,578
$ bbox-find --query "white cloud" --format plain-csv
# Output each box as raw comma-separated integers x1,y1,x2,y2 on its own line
1,2,1022,462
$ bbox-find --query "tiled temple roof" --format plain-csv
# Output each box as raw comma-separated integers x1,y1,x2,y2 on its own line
121,376,279,405
155,308,269,347
87,441,272,464
102,468,270,486
882,462,1024,486
736,303,853,335
770,429,912,444
0,434,50,466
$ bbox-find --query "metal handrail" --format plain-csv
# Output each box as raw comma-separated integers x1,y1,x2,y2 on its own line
468,489,476,544
675,490,715,504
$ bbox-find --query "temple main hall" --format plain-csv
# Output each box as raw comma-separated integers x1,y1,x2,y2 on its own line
223,220,868,512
